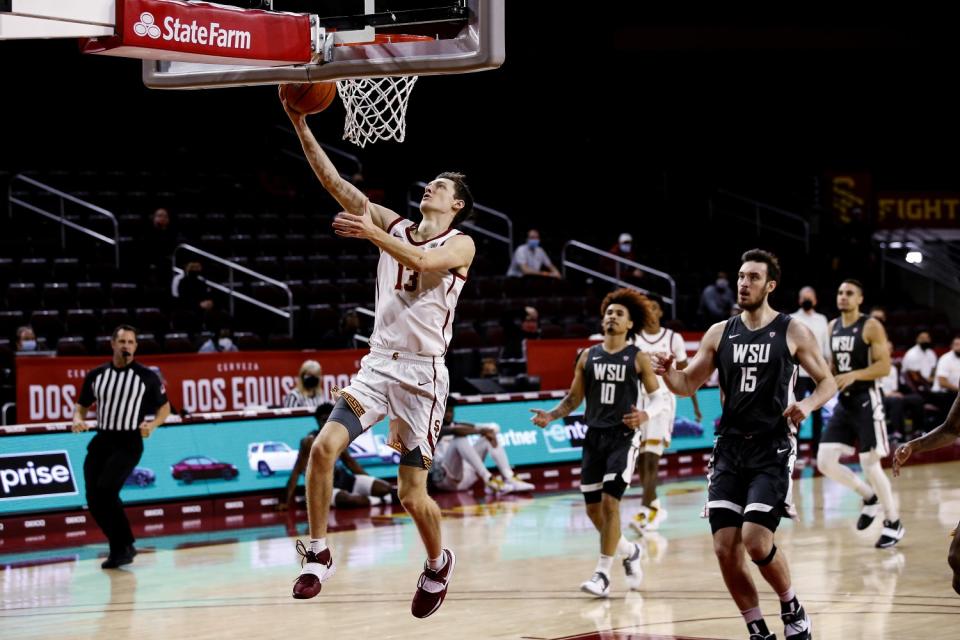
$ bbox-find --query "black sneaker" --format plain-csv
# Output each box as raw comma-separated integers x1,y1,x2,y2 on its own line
780,598,812,639
876,519,905,548
101,545,135,569
857,494,880,530
747,618,775,639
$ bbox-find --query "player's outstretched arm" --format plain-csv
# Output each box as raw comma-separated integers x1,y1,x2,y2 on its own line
280,88,399,231
785,320,837,426
653,321,724,397
894,391,960,475
531,349,589,427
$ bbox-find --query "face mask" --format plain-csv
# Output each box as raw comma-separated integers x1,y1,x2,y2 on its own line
919,342,933,351
800,300,814,311
716,278,728,290
302,374,320,389
20,339,37,351
619,242,632,252
218,338,233,351
527,239,540,249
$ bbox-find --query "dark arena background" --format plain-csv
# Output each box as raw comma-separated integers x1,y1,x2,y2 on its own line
3,3,960,639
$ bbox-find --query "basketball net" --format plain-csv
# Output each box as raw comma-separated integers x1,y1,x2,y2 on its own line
337,75,418,148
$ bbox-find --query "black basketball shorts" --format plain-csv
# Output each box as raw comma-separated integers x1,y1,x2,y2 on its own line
705,430,797,533
821,388,889,456
580,425,639,501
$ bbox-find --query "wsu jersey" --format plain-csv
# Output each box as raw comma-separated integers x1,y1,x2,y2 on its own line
716,313,797,436
830,314,875,395
369,218,467,357
582,343,641,429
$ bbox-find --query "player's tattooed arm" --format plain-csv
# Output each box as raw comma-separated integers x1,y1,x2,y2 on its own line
531,349,588,427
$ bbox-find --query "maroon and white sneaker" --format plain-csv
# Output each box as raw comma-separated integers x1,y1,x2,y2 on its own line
292,540,336,599
411,549,456,618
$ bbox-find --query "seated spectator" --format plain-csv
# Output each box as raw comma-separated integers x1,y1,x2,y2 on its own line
901,331,937,395
142,207,180,281
198,328,238,353
281,403,395,509
283,359,325,409
506,229,561,279
698,271,735,326
429,402,535,493
932,335,960,394
323,309,362,349
172,261,215,313
869,306,887,325
14,325,38,352
880,342,923,441
500,305,540,360
607,232,644,283
480,357,499,378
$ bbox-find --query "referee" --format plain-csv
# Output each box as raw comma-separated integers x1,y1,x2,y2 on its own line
72,325,170,569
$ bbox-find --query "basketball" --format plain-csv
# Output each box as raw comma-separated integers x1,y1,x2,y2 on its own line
281,82,338,115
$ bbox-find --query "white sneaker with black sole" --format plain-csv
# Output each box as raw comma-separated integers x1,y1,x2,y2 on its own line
876,519,905,548
579,571,610,598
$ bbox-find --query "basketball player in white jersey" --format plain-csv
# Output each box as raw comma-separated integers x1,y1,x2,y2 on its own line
281,90,475,618
629,293,702,532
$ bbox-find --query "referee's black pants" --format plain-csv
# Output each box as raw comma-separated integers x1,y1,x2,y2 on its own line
84,432,143,553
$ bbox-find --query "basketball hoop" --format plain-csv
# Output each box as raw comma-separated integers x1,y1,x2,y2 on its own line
336,34,433,147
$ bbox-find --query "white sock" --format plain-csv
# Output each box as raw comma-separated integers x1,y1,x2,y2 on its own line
428,553,446,571
368,496,382,506
616,536,635,557
863,457,899,521
309,538,327,554
650,498,661,511
595,554,614,576
382,493,392,504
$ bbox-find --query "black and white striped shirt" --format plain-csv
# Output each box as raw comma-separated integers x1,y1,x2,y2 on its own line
283,389,326,409
78,362,167,432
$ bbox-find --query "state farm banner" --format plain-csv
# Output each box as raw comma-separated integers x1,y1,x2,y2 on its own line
16,350,365,424
876,193,960,228
81,0,314,66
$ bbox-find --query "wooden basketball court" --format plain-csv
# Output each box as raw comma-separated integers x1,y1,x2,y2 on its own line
3,460,959,640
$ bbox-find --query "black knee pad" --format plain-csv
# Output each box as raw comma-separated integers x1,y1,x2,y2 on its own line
602,477,628,500
709,508,744,533
744,509,781,533
328,397,364,442
583,489,603,504
752,544,777,567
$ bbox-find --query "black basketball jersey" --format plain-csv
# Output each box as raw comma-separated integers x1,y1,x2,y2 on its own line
716,313,797,436
583,343,641,429
831,314,873,395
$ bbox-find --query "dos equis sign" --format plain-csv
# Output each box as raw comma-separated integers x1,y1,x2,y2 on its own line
0,451,78,501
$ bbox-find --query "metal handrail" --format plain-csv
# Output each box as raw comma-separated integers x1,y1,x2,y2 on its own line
709,189,811,254
561,240,678,320
173,243,295,336
1,403,15,426
406,181,514,263
8,173,120,267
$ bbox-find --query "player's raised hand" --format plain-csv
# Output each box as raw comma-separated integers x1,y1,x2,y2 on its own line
529,408,552,428
651,352,674,376
892,442,914,477
278,85,304,123
332,210,377,240
782,401,808,427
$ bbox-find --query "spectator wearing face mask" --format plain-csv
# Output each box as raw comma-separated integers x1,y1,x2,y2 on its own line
198,328,239,353
507,229,561,279
284,360,326,409
15,325,39,352
607,232,644,283
698,271,736,326
901,331,938,395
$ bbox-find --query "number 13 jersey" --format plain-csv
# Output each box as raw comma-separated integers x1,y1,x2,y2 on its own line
716,313,797,436
370,218,466,357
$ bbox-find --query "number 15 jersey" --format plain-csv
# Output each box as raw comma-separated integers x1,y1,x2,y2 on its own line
370,217,466,357
716,313,797,436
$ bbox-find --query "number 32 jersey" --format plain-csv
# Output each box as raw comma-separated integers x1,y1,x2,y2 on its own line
370,217,466,357
716,313,797,436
